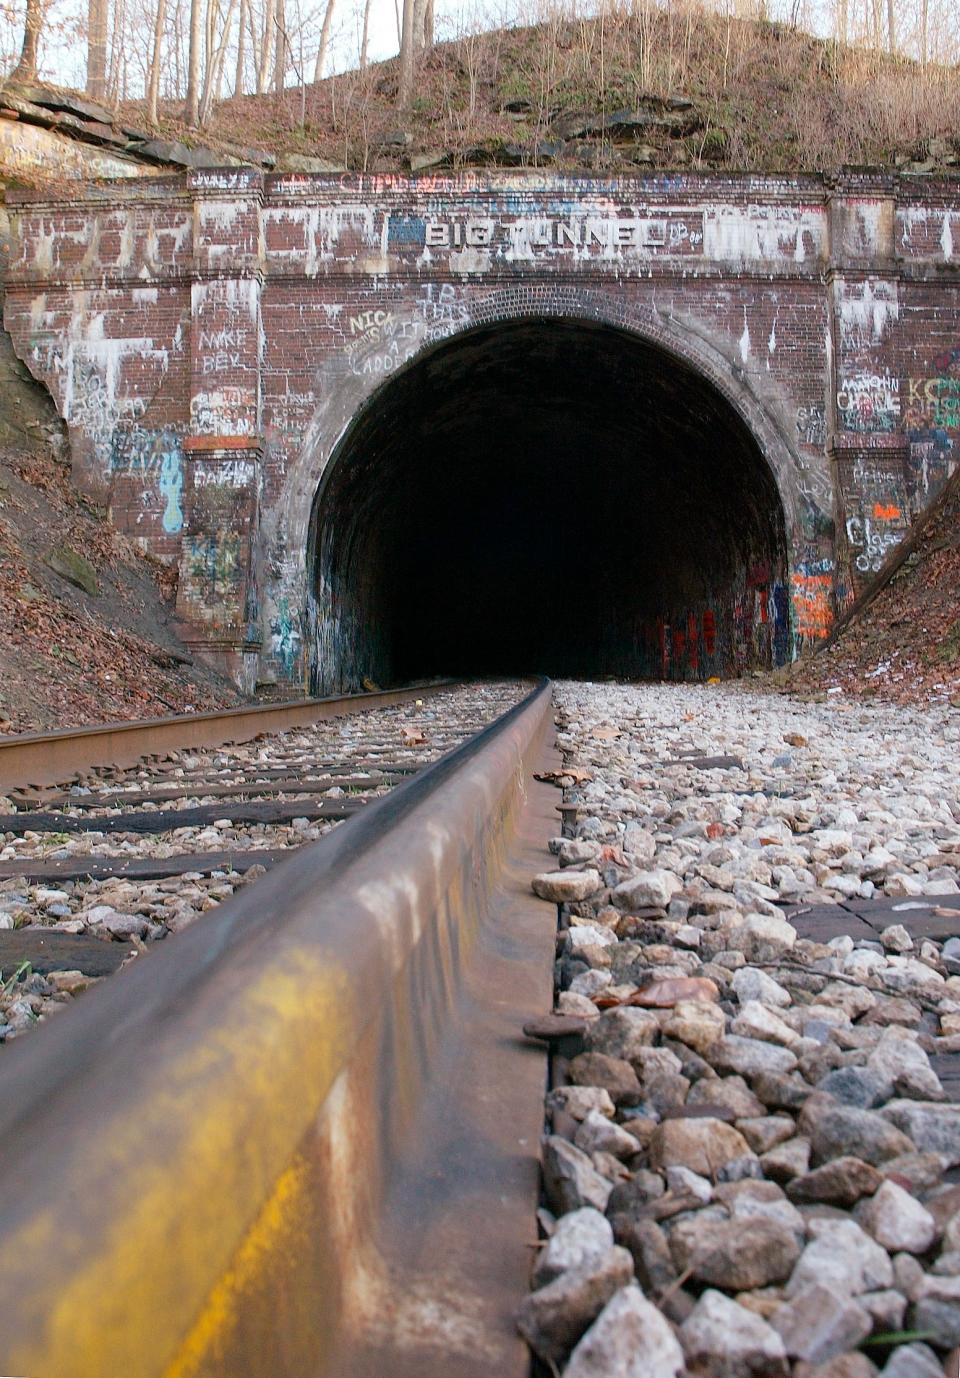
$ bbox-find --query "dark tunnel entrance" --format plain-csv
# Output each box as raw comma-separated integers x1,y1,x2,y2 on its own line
308,318,790,694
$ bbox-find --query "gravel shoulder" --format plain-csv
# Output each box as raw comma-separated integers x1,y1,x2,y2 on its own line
525,680,960,1378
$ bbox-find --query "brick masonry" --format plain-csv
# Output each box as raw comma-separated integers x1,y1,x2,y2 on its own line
3,168,959,691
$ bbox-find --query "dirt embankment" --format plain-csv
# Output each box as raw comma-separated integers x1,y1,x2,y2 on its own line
773,471,960,708
0,344,240,733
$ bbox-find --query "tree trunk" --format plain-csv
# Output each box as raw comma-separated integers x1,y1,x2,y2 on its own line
147,0,168,124
185,0,202,125
397,0,415,106
200,0,236,123
13,0,43,78
86,0,108,98
920,0,927,61
359,0,372,67
313,0,335,80
421,0,433,47
272,0,286,92
885,0,895,53
234,0,246,94
257,0,275,93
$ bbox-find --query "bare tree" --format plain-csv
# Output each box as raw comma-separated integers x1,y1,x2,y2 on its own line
886,0,896,50
235,0,247,92
12,0,43,78
359,0,372,68
312,0,335,79
87,0,109,97
273,0,287,90
256,0,275,92
185,0,202,123
397,0,416,106
146,0,169,122
200,0,237,119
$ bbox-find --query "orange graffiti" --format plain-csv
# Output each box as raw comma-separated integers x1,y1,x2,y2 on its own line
791,572,833,640
873,503,901,521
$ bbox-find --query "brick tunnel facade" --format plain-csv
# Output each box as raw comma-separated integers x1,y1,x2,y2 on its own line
4,169,959,692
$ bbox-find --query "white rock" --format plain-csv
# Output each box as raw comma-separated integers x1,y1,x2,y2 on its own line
611,869,682,910
731,967,792,1008
565,1285,685,1378
567,924,619,952
575,1111,642,1162
681,1289,788,1377
788,1218,893,1296
857,1179,937,1254
731,1001,802,1049
533,870,603,902
533,1207,615,1286
665,1164,713,1203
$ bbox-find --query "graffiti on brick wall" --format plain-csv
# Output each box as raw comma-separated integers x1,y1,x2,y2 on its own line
192,458,258,489
904,345,959,512
340,284,470,377
190,386,257,435
791,559,834,642
836,370,900,433
269,596,301,676
110,427,184,534
796,404,826,447
183,533,244,599
845,513,902,574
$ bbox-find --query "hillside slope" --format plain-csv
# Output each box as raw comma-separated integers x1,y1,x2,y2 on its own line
150,12,960,176
773,470,960,706
0,352,240,733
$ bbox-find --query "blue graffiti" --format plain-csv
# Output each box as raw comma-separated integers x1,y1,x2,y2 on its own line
159,445,183,534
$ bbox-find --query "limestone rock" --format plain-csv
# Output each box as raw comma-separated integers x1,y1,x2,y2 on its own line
802,1099,916,1166
546,1085,616,1121
533,1207,615,1286
541,1136,613,1214
877,1341,948,1376
786,1157,883,1207
772,1284,872,1362
856,1178,937,1254
564,1284,685,1378
575,1110,643,1161
611,869,683,910
516,1246,634,1363
649,1116,751,1177
584,1006,660,1062
670,1215,802,1289
680,1288,788,1377
568,1052,642,1105
533,869,602,902
711,1034,798,1078
661,998,726,1053
788,1219,893,1296
880,1100,960,1165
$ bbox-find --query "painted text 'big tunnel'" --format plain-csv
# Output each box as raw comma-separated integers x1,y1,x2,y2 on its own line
308,318,790,694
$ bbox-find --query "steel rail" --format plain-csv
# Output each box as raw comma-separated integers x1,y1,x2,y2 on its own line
0,680,457,790
0,676,558,1378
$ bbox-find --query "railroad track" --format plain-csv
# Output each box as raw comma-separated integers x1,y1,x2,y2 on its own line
0,678,559,1378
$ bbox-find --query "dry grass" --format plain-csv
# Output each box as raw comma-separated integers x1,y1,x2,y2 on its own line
130,5,960,173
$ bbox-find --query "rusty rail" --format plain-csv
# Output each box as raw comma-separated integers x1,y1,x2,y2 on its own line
0,677,558,1378
0,681,457,790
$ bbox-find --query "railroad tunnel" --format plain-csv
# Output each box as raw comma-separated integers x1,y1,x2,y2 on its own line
308,317,790,694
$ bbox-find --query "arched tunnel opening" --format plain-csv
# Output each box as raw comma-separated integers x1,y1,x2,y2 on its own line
308,317,790,694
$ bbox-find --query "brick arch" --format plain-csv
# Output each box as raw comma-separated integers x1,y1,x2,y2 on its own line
274,283,805,567
261,282,813,683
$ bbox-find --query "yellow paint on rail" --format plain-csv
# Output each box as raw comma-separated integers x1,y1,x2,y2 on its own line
164,1156,314,1378
4,959,353,1378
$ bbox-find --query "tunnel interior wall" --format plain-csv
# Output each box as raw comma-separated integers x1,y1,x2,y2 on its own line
309,318,791,694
